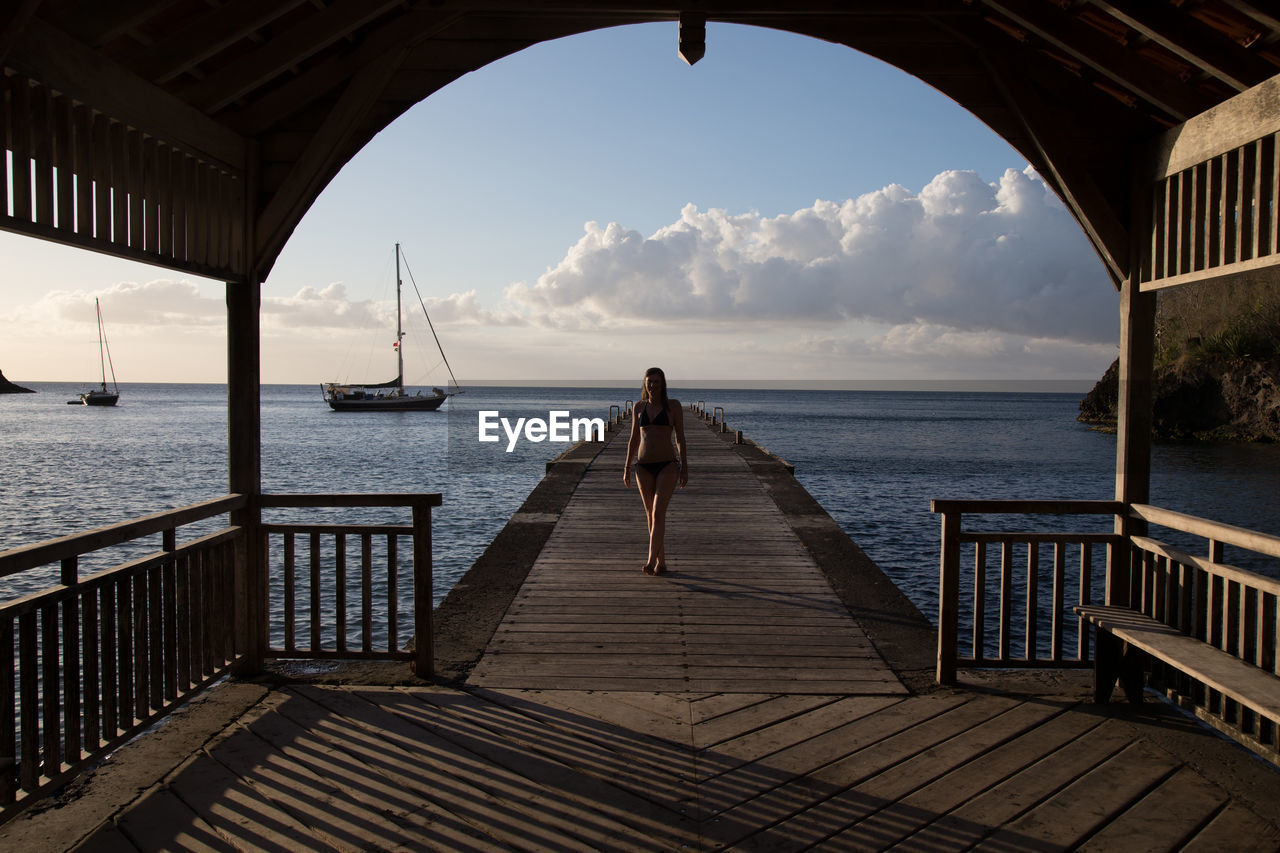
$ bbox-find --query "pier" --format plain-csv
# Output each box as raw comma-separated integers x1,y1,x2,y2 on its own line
6,414,1278,852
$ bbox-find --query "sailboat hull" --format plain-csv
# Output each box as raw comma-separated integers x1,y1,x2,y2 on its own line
80,389,119,406
326,393,447,412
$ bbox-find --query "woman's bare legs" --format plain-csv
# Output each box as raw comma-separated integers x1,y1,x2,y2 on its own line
635,463,680,574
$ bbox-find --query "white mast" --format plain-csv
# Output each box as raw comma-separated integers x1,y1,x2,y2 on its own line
395,242,405,394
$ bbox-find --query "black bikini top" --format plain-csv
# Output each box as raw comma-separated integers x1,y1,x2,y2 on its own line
637,404,670,428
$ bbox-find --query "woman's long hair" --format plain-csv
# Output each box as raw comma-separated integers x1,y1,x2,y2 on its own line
641,366,668,409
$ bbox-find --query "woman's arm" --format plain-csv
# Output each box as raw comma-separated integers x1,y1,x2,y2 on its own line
671,400,688,488
623,405,640,486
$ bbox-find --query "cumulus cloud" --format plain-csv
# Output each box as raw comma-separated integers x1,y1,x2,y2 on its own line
504,168,1117,343
15,279,223,328
10,279,518,333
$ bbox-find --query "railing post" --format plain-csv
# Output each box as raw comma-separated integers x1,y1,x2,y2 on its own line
413,500,434,678
937,504,961,684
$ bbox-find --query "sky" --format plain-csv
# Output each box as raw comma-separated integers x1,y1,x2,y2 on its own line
0,23,1120,387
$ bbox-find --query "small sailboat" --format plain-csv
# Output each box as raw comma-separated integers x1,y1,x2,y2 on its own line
321,243,461,411
74,299,120,406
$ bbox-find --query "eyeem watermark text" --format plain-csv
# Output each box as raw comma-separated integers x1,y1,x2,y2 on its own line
478,410,606,452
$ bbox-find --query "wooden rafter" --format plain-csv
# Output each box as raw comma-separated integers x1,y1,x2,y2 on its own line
1220,1,1280,35
133,0,309,85
0,0,41,67
56,0,184,48
176,0,408,115
984,0,1213,122
234,5,472,135
6,17,247,169
252,46,408,281
1090,0,1277,92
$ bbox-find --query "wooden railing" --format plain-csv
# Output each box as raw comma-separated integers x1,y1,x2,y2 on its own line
933,500,1123,683
935,498,1280,760
260,493,441,675
0,495,247,818
1124,504,1280,760
0,491,442,823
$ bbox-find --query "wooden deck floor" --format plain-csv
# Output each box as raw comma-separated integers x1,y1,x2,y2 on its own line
23,416,1280,851
469,419,904,694
64,681,1280,852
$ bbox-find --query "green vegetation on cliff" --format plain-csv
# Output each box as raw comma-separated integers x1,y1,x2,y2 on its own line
1078,281,1280,442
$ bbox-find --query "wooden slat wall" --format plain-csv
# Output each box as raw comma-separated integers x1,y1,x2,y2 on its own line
1142,130,1280,291
0,69,246,283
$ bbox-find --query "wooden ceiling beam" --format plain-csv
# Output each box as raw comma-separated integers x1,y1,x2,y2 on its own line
253,45,407,280
940,14,1134,284
177,0,407,114
399,0,963,13
54,0,184,48
6,16,247,169
982,0,1212,122
1219,1,1280,34
0,0,42,67
134,0,308,84
233,9,543,135
1089,0,1276,91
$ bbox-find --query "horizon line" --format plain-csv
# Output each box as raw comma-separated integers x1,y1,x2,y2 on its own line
11,378,1095,392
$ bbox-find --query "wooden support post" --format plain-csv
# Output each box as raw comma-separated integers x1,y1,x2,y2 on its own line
937,507,961,684
413,501,433,678
1112,170,1156,607
227,277,263,674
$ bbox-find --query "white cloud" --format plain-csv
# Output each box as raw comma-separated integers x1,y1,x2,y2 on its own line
504,167,1117,344
6,278,519,335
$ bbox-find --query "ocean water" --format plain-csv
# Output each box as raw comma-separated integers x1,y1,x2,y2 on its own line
3,383,1279,624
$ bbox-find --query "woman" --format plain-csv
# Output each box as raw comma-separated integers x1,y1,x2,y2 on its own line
622,367,688,575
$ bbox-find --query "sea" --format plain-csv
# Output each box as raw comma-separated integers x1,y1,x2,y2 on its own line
3,382,1280,625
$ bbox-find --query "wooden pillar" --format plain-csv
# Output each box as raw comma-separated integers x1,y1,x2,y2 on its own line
1111,274,1156,607
227,277,264,673
936,506,960,684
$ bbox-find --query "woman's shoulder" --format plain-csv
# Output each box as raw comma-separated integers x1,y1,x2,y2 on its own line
666,397,680,408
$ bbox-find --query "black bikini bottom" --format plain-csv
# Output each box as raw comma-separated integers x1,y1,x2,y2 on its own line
634,459,676,477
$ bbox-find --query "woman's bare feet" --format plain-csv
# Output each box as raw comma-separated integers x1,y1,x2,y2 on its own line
653,561,667,575
642,558,657,574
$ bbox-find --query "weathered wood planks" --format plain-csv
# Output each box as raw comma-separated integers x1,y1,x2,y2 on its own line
470,417,905,695
35,681,1279,852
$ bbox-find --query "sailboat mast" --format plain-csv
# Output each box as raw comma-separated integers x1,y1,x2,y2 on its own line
395,243,405,393
96,299,107,392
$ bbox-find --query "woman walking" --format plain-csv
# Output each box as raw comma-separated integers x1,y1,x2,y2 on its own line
622,367,688,574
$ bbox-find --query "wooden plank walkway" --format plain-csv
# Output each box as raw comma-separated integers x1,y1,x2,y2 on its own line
469,418,904,694
12,416,1280,851
48,680,1280,852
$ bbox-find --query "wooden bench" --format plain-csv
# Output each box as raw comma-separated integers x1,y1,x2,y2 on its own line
1074,604,1280,721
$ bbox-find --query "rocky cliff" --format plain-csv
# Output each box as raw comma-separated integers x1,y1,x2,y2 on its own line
1078,356,1280,441
0,370,34,394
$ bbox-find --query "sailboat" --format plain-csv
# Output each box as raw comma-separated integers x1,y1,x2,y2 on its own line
76,299,120,406
321,243,461,411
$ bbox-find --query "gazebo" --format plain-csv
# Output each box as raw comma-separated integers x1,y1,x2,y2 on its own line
3,0,1280,812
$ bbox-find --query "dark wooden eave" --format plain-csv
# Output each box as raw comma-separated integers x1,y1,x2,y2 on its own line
2,1,1278,285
